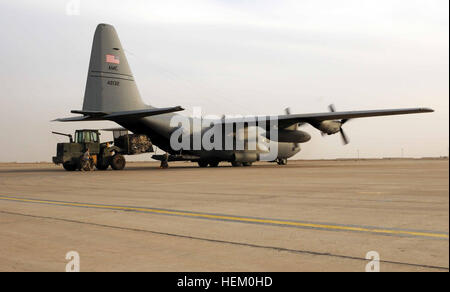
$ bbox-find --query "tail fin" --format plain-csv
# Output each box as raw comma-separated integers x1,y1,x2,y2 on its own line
53,24,185,122
82,24,147,112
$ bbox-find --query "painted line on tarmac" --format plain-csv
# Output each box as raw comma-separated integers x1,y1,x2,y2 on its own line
1,210,448,271
0,195,448,240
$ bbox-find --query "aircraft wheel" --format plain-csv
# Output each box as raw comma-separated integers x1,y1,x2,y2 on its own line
242,162,253,167
231,162,242,167
277,158,288,165
198,161,208,168
160,160,169,169
209,161,220,167
111,154,126,170
63,162,77,171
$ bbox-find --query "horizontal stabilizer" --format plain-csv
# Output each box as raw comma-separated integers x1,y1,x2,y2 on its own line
103,106,184,119
52,115,104,122
70,110,107,116
53,106,184,122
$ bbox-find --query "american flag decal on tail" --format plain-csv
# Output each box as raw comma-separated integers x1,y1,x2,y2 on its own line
106,54,120,64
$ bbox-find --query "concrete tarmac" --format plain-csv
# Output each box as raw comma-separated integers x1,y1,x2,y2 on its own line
0,159,448,271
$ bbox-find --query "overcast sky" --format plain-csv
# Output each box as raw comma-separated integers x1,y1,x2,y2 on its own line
0,0,448,162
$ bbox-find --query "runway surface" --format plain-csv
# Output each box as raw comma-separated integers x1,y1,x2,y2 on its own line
0,159,448,271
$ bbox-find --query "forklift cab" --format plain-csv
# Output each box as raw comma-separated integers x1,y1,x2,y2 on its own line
74,130,100,153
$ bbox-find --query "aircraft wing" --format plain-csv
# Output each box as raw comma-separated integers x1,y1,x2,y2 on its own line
53,106,184,122
275,107,434,129
217,108,433,129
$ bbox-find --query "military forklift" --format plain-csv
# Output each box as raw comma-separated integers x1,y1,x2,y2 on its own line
52,129,153,171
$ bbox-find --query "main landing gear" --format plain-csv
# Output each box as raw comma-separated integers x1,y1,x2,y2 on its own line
277,158,288,165
198,161,220,168
231,162,253,167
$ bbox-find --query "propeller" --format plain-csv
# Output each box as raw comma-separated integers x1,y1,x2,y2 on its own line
285,107,306,127
285,107,300,149
328,104,350,145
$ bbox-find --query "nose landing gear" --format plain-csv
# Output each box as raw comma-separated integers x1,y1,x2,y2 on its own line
160,153,169,169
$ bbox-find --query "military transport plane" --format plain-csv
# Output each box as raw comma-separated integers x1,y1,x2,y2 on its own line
54,24,433,168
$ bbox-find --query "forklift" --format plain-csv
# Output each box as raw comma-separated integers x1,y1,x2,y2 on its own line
52,129,153,171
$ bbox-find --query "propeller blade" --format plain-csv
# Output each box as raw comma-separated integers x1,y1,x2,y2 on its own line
329,104,336,112
340,128,350,145
284,107,300,135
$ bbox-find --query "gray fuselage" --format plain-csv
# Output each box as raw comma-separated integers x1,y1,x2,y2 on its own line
115,113,300,162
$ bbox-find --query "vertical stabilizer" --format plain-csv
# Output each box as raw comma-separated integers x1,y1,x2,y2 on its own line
82,24,147,112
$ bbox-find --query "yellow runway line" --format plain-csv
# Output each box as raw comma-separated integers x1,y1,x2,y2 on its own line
0,195,448,240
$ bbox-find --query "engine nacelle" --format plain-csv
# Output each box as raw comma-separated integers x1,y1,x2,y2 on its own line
265,130,311,143
314,120,342,135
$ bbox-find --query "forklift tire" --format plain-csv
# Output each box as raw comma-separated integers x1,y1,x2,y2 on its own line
63,162,77,171
111,154,126,170
96,162,109,170
96,156,110,170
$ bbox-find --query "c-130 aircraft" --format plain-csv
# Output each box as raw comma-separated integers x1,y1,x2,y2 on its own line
55,24,433,168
